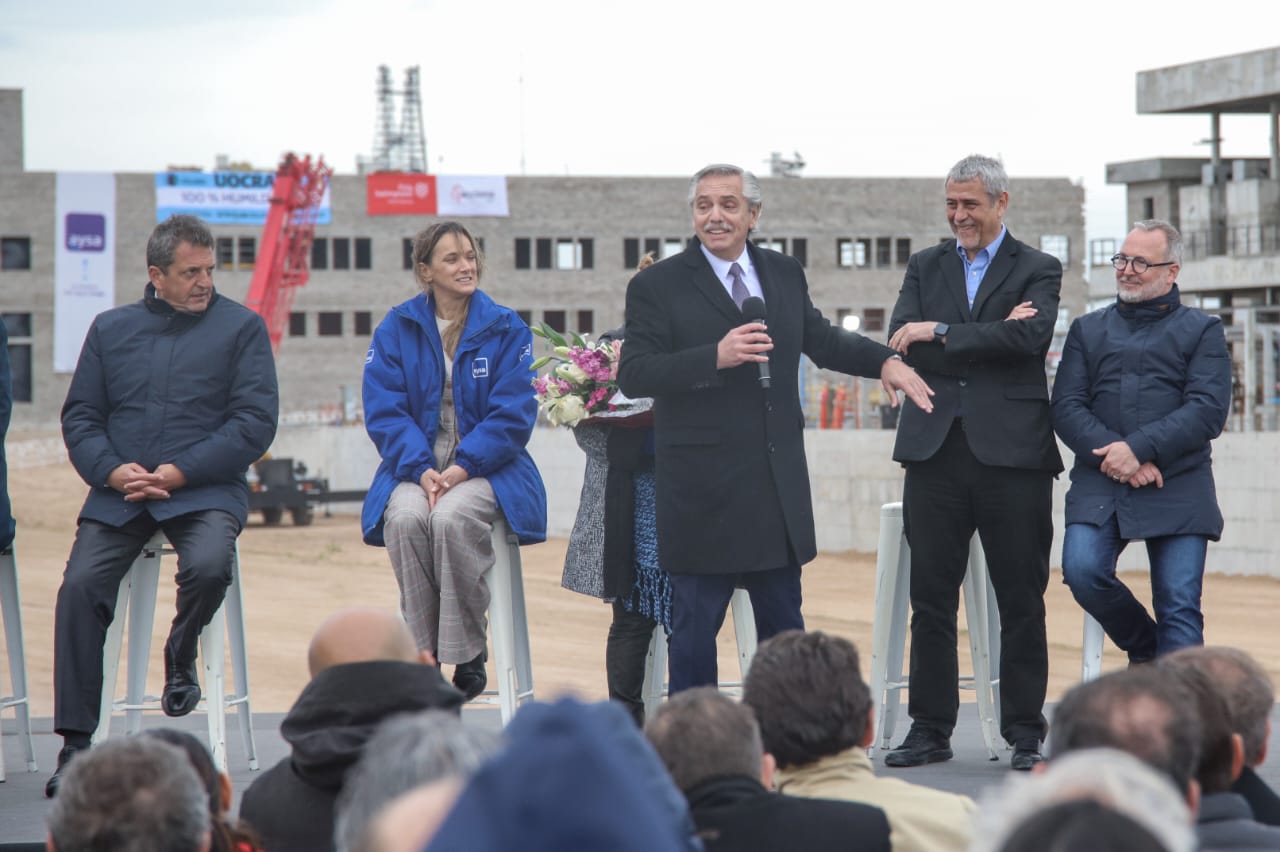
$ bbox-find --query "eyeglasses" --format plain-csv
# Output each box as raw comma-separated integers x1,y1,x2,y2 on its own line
1111,254,1176,274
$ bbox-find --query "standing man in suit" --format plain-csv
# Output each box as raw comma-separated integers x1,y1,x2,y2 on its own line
885,154,1062,771
618,163,933,694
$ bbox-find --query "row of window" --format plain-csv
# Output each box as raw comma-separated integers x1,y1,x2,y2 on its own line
0,232,1073,274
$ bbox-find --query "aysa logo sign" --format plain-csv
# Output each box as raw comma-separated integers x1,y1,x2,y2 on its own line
65,213,106,252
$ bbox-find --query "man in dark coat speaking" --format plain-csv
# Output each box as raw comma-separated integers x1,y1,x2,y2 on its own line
47,214,278,798
1052,219,1230,663
618,163,933,693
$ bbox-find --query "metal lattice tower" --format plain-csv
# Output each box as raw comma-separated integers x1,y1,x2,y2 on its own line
366,65,429,174
400,67,427,173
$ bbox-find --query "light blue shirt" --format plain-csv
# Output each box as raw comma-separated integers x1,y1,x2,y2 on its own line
956,225,1007,309
701,244,764,304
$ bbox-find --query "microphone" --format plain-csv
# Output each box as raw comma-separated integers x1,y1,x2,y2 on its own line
741,296,771,389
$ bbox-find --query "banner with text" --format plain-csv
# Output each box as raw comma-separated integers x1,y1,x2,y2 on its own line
364,173,509,217
55,173,117,372
155,171,332,225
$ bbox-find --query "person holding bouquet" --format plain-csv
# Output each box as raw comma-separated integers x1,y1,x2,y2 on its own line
361,221,547,700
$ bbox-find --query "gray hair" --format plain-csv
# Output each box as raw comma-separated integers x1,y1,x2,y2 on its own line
945,154,1009,203
971,747,1196,852
646,687,763,792
147,214,215,271
688,164,763,211
1132,219,1184,266
48,736,211,852
334,710,503,852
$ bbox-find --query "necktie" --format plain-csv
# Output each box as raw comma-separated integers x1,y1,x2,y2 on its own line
729,262,749,309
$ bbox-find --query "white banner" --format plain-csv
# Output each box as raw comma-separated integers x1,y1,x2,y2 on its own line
155,172,332,224
55,173,116,373
436,175,510,217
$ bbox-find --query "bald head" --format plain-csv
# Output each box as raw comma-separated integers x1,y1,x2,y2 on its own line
307,608,422,677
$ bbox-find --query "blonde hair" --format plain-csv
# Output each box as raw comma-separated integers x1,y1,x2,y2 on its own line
412,221,482,358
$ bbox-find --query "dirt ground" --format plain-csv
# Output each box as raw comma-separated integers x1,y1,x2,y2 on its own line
5,459,1280,717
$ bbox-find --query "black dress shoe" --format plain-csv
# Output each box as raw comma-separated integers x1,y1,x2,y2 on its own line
883,726,953,768
162,646,202,717
452,650,488,701
1010,738,1044,771
45,744,85,799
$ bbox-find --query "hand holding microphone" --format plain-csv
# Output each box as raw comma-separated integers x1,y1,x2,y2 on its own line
741,297,771,389
715,299,773,375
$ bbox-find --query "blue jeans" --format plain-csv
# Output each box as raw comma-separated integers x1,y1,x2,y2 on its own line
1061,518,1208,661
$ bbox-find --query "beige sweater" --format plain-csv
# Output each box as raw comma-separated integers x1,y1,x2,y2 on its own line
776,747,975,852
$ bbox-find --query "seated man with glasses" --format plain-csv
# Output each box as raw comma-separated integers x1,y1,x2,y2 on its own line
1050,219,1231,663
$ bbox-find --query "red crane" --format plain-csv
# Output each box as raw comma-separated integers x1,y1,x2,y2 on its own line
244,153,333,353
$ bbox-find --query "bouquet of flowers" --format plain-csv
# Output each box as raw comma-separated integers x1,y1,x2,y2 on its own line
529,324,644,427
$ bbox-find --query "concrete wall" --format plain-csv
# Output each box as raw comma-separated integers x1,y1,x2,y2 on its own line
257,423,1279,578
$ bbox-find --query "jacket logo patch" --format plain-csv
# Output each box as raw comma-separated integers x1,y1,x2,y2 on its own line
365,346,375,365
472,357,489,379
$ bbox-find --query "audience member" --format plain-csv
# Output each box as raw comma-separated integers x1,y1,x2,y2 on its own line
1159,657,1280,848
741,630,975,852
145,729,263,852
1049,665,1202,801
1165,645,1280,825
333,709,501,852
238,607,464,852
424,697,700,852
971,747,1195,852
46,735,211,852
646,686,890,852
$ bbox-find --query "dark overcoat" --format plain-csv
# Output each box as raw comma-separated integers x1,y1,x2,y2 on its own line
618,240,896,576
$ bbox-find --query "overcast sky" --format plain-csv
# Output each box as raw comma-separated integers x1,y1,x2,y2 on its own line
2,0,1276,256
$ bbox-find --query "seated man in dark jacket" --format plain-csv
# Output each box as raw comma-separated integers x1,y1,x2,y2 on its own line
1051,219,1231,662
47,214,279,798
646,686,891,852
239,607,464,852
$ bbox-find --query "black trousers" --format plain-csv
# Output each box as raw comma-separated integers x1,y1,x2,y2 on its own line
902,421,1052,744
606,599,656,726
53,509,240,736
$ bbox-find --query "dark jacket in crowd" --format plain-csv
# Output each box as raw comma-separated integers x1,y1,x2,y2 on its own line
1196,790,1280,850
684,774,892,852
238,661,464,852
1051,286,1231,539
61,285,278,527
1235,767,1280,828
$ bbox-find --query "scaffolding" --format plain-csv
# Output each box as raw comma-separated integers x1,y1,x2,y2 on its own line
364,65,428,174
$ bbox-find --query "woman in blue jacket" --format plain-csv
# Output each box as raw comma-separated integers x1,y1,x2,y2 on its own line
362,221,546,699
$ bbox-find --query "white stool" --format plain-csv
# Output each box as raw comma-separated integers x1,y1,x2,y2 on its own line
0,543,37,779
868,502,1002,760
641,588,756,720
477,517,534,725
93,532,258,772
1081,613,1105,681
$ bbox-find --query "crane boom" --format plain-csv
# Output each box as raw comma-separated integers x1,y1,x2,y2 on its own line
244,153,333,354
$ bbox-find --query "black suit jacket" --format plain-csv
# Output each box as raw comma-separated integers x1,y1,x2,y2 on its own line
1234,767,1280,827
686,775,892,852
619,241,896,575
889,233,1063,474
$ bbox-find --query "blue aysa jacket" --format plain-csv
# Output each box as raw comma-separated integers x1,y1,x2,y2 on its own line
361,289,547,546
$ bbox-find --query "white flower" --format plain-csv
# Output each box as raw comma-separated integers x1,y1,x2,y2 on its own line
548,394,587,427
555,362,589,385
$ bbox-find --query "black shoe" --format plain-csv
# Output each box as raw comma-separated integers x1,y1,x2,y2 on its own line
162,645,202,717
1010,738,1044,771
452,650,488,701
883,726,953,768
45,744,85,799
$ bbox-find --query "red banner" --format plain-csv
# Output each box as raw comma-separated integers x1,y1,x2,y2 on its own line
366,173,437,215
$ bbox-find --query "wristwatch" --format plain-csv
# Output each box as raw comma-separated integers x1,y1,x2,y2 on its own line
933,322,950,342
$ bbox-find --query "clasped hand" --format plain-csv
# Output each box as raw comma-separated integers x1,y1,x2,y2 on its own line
420,464,471,509
109,462,187,502
1093,442,1163,488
